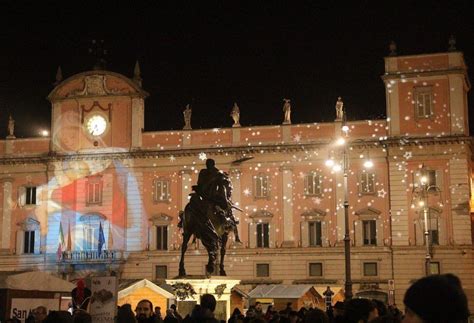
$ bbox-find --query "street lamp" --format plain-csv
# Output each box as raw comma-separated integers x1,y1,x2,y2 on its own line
411,165,440,276
326,97,372,300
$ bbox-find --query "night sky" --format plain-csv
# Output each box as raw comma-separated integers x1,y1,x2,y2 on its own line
0,1,473,138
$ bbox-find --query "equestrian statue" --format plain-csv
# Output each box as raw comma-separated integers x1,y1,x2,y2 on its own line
178,159,241,276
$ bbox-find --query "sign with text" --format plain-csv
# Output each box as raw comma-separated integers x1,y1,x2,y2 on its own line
10,298,60,322
90,276,117,323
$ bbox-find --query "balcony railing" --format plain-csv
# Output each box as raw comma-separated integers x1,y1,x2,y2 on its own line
59,250,123,262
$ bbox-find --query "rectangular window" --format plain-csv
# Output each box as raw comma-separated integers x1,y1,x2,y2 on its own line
155,265,168,279
309,263,323,277
156,225,168,250
429,262,440,275
23,231,35,254
415,87,433,119
25,187,37,205
305,172,322,196
154,179,170,202
363,262,378,276
309,221,322,246
363,220,377,246
84,226,95,250
86,177,102,205
256,223,269,248
256,264,269,277
360,173,375,194
426,170,437,188
255,175,269,198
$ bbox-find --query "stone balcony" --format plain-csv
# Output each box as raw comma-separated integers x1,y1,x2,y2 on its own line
59,250,124,263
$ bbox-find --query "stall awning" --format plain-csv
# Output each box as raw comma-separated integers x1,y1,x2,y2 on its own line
314,286,343,298
118,279,175,299
248,284,316,299
0,271,75,292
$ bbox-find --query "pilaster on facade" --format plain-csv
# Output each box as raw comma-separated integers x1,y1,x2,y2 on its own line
179,169,193,211
0,178,13,252
279,165,295,247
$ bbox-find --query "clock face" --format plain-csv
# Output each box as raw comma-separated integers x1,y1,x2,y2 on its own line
86,115,107,136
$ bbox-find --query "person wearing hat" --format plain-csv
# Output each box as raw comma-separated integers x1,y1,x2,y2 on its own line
403,273,470,323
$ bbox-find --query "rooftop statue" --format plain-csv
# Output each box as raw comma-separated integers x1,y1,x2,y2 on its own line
282,98,291,124
230,102,241,127
183,104,192,130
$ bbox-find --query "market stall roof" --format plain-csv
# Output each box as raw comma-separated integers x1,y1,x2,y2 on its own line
248,284,317,299
0,271,75,292
118,279,175,299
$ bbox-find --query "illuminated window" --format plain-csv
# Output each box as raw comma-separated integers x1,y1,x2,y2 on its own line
86,177,102,205
156,225,168,250
309,221,322,246
414,87,433,119
23,231,35,254
256,223,269,248
362,220,377,246
256,264,269,277
154,178,170,202
254,173,269,198
155,265,168,279
363,262,378,276
430,262,440,275
360,172,375,194
304,172,322,196
309,263,323,277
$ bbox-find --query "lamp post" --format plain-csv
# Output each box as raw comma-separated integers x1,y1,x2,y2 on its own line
327,98,375,300
417,166,432,276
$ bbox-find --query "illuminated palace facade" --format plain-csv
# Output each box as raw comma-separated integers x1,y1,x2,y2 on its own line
0,50,472,309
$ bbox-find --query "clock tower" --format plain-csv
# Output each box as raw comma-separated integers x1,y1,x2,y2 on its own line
47,70,149,152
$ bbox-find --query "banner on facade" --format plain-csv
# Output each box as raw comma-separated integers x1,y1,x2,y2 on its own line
10,298,60,322
90,276,118,322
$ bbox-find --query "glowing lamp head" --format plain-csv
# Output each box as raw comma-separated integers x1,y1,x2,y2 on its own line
336,137,346,146
40,130,49,137
363,160,374,168
420,176,428,185
325,159,335,168
332,164,342,172
342,125,349,133
418,200,425,207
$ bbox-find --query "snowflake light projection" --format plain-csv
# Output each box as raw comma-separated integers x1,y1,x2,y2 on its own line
198,152,207,160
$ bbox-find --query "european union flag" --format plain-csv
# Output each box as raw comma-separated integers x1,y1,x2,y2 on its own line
98,222,105,256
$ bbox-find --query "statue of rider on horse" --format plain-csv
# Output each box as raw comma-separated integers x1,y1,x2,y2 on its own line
178,159,241,276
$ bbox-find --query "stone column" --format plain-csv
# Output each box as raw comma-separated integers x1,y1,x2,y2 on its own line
280,166,294,247
0,178,13,252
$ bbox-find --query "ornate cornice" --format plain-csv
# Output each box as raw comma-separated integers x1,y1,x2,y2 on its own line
0,135,470,166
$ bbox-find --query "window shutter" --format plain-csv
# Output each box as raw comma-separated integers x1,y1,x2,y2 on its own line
304,174,309,195
35,187,42,206
34,230,41,254
248,223,255,248
354,220,362,247
18,186,26,207
321,221,328,247
438,216,446,245
435,170,444,192
376,219,383,246
265,223,271,248
149,226,156,251
16,230,24,255
300,221,308,247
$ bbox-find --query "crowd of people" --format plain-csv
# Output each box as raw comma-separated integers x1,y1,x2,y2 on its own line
3,273,470,323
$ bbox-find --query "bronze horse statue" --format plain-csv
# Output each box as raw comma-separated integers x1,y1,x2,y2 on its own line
178,172,235,276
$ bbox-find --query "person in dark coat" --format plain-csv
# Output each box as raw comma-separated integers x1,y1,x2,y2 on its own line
190,294,219,323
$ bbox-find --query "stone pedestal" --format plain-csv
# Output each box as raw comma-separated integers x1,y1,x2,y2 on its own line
166,276,240,321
